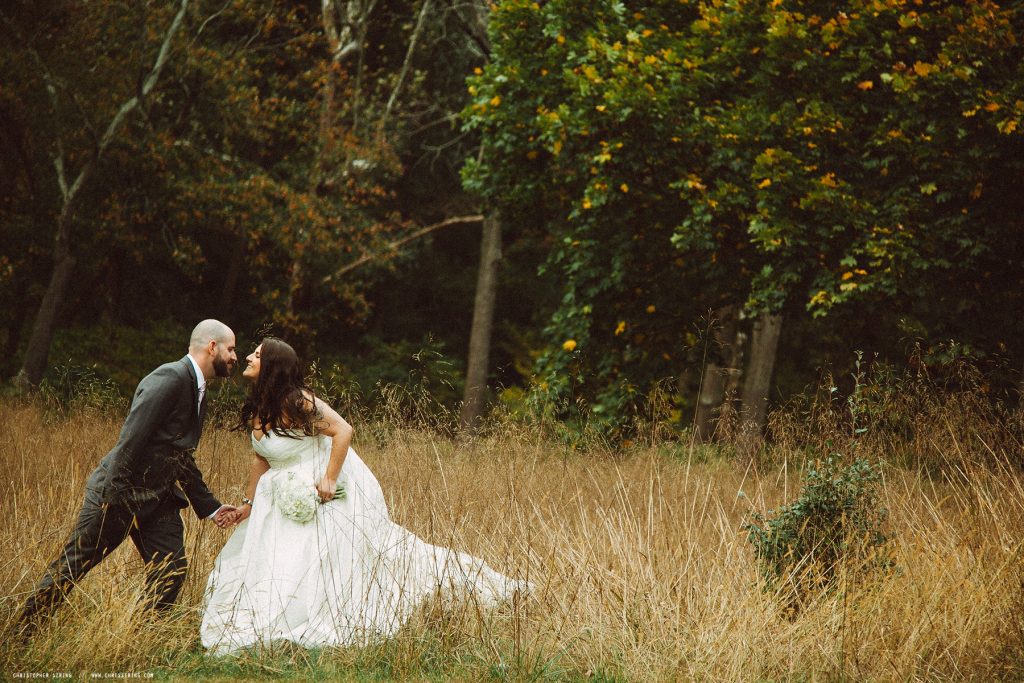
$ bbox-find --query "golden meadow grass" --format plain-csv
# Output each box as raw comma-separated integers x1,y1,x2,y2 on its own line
1,392,1023,681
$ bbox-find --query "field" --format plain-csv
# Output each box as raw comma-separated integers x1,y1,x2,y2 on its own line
2,387,1023,681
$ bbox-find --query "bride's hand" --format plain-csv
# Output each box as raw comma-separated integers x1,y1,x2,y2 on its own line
233,504,252,525
317,476,337,503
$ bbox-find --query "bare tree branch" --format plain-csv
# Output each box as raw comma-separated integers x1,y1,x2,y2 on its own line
321,214,483,284
378,0,433,140
438,0,490,57
190,0,234,47
26,50,70,202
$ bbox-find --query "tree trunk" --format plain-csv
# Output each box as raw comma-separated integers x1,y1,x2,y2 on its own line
14,227,76,387
2,281,32,378
740,312,783,434
459,214,502,432
694,305,739,442
694,364,726,442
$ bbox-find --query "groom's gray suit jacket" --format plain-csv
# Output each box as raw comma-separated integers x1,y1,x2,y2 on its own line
91,356,220,519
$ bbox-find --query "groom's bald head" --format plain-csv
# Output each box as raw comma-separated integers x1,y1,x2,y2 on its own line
189,319,237,379
189,319,233,353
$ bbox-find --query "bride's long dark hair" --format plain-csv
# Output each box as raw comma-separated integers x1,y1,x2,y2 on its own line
237,337,319,438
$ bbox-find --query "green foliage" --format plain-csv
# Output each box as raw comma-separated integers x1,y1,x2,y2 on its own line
312,336,465,429
38,364,126,418
463,0,1024,437
744,456,891,600
47,321,191,390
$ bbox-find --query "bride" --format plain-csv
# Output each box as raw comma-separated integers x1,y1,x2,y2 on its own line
200,337,528,654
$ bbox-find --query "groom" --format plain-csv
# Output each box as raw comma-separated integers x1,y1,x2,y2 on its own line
17,319,239,634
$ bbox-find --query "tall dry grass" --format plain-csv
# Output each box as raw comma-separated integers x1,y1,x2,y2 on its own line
1,386,1023,681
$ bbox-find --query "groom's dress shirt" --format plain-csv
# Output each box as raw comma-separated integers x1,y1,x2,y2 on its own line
184,353,221,520
187,353,206,414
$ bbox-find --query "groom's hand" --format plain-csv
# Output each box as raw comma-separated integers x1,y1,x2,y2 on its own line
212,504,238,528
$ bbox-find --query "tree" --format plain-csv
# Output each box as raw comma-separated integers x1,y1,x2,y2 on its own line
465,0,1024,437
8,0,190,387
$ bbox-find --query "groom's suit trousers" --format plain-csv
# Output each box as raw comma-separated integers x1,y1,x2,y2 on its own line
20,463,188,625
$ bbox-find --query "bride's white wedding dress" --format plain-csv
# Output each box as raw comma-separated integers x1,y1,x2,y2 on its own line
200,432,527,654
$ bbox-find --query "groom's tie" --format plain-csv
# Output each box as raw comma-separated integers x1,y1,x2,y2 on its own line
197,384,205,415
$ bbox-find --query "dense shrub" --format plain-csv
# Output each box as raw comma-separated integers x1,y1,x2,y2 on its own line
744,456,891,603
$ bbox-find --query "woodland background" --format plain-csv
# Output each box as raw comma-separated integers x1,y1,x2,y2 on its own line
2,0,1024,438
4,3,1024,679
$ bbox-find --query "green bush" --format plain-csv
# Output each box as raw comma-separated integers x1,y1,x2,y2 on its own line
38,363,126,417
743,456,891,602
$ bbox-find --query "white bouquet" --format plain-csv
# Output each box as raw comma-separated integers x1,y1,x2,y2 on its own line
273,472,347,524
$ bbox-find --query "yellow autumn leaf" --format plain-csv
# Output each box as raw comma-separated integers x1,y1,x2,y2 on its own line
556,34,565,44
686,176,706,191
841,271,854,280
984,102,1001,112
615,321,626,335
820,173,839,188
646,305,656,314
758,178,772,189
473,67,482,75
620,183,629,192
562,339,577,351
582,198,592,209
912,61,934,77
857,80,874,90
595,104,607,112
490,95,501,107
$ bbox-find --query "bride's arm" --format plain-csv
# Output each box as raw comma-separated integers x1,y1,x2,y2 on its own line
309,394,354,502
229,453,270,524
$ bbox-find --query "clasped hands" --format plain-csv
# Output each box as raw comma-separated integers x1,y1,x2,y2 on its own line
212,504,248,528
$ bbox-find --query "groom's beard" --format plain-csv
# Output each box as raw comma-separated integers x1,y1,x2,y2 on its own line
213,357,233,378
